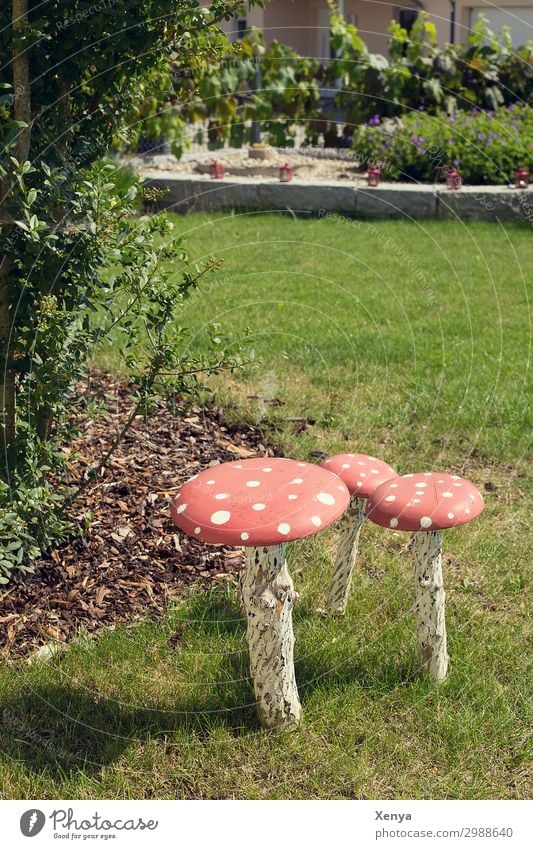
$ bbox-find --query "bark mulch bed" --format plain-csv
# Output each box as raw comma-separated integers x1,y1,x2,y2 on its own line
0,374,280,658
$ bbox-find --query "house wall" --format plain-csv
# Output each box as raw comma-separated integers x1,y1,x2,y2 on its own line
263,0,411,56
204,0,533,52
423,0,533,46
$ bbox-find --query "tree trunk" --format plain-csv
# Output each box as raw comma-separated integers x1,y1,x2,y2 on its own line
0,257,16,480
327,495,366,615
12,0,32,163
0,0,33,479
411,530,449,682
241,544,301,729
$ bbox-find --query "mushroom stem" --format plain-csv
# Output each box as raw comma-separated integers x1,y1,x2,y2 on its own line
242,544,301,729
411,530,448,682
327,495,367,615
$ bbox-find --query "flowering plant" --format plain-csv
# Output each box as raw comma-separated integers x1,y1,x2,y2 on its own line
352,104,533,184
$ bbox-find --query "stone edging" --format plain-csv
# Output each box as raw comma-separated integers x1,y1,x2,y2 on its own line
142,170,533,222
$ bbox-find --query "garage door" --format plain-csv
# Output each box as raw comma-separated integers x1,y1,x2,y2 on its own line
471,6,533,45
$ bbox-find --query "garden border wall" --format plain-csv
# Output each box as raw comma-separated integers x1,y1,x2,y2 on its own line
142,171,533,223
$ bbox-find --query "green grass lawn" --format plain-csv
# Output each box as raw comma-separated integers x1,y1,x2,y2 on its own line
1,214,531,799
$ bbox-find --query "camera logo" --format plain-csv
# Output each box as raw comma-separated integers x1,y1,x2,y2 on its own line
20,810,46,837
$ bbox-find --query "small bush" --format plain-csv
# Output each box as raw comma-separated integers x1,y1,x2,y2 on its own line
352,104,533,184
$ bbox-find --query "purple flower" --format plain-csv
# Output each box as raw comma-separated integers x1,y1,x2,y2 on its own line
454,158,461,167
448,139,454,144
368,114,381,126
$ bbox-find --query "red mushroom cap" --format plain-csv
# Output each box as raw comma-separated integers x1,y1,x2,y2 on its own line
366,472,485,532
171,457,350,546
320,453,396,498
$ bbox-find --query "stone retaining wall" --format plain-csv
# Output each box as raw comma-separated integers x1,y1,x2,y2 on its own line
142,171,533,223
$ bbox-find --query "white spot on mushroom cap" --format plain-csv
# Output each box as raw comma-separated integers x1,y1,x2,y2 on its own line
341,463,351,469
385,495,396,502
447,513,454,519
390,518,398,528
416,491,425,496
215,493,230,500
420,516,432,528
442,491,453,498
176,503,187,514
413,498,421,504
241,532,249,541
291,478,303,484
390,483,398,488
206,480,215,485
317,492,335,505
211,510,230,525
356,481,363,487
278,523,291,536
262,467,272,472
453,483,462,487
311,516,322,527
194,527,201,534
416,482,428,488
288,494,298,500
252,503,266,511
246,480,260,488
357,461,365,466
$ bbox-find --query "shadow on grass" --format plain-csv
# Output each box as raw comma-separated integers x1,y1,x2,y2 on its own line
1,587,418,782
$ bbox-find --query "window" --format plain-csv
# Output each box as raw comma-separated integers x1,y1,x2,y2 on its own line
398,9,418,32
237,19,247,39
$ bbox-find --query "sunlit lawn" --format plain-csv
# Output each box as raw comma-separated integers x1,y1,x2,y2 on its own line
1,214,531,799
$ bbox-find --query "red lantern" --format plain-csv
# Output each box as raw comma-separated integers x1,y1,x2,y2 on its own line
446,169,462,190
367,167,381,187
210,160,225,179
279,162,293,183
515,168,529,189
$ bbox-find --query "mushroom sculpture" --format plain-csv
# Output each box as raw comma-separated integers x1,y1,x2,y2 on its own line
320,453,397,615
366,472,485,681
171,457,350,729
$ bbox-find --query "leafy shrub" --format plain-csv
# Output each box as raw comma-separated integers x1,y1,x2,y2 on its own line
352,104,533,184
175,29,322,150
130,11,532,155
0,1,257,581
331,11,533,126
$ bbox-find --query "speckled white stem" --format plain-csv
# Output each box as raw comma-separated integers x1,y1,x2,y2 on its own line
411,530,449,682
327,495,367,616
241,544,301,729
